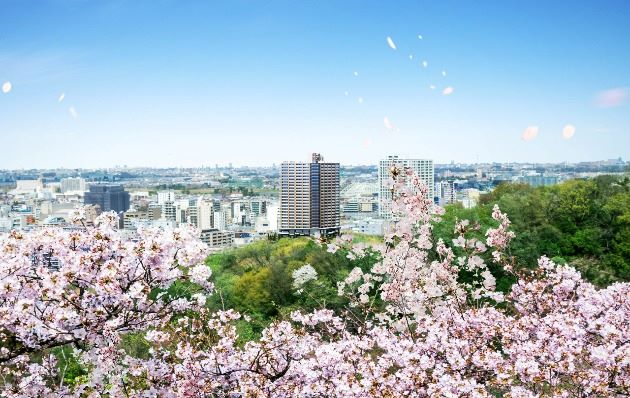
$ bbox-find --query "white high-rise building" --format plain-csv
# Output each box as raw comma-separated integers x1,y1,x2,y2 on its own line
174,199,190,224
157,190,176,205
197,198,214,230
157,191,177,222
265,202,279,231
60,177,86,194
378,155,434,220
213,211,227,231
161,201,176,221
436,181,456,206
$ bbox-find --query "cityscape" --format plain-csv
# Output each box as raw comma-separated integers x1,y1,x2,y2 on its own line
1,155,627,246
1,1,629,395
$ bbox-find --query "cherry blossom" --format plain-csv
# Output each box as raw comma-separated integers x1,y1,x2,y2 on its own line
1,173,627,397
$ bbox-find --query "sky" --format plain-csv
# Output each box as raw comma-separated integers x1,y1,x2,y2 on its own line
1,0,629,168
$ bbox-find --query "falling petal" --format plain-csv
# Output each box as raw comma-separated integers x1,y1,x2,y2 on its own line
442,86,454,95
422,60,428,68
522,126,539,141
58,93,65,102
69,106,78,119
2,81,12,94
386,36,397,50
362,138,372,148
595,87,628,108
418,34,423,40
409,54,413,60
384,116,395,130
562,124,576,139
357,97,364,104
353,71,359,77
442,70,447,77
429,84,436,90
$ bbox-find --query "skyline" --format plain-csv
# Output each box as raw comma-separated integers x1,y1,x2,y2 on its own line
0,156,626,171
1,0,630,168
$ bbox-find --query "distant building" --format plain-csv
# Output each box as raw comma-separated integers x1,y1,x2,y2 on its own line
161,201,176,221
200,229,234,248
461,188,481,209
83,205,100,224
264,201,279,232
11,179,44,195
279,153,340,237
515,174,559,187
378,156,434,220
123,210,148,230
342,199,378,214
174,199,189,224
157,190,176,205
148,203,162,220
213,210,227,230
84,184,130,214
188,202,198,227
436,180,456,206
349,217,384,235
196,198,214,230
60,177,86,194
340,182,379,220
250,199,266,216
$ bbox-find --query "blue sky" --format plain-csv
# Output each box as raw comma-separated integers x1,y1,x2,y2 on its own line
1,0,629,168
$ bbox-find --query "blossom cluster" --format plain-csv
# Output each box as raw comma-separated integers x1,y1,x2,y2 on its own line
0,176,628,397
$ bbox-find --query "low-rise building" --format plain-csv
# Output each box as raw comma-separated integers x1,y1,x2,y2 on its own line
200,229,234,248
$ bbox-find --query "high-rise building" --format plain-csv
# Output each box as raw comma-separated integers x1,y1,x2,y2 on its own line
250,199,266,216
213,210,227,230
378,155,434,220
157,190,176,205
161,201,176,221
187,202,198,227
279,153,340,237
196,197,214,230
436,180,456,205
84,184,130,214
174,199,190,224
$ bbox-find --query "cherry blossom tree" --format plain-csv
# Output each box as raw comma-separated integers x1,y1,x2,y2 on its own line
1,168,628,397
